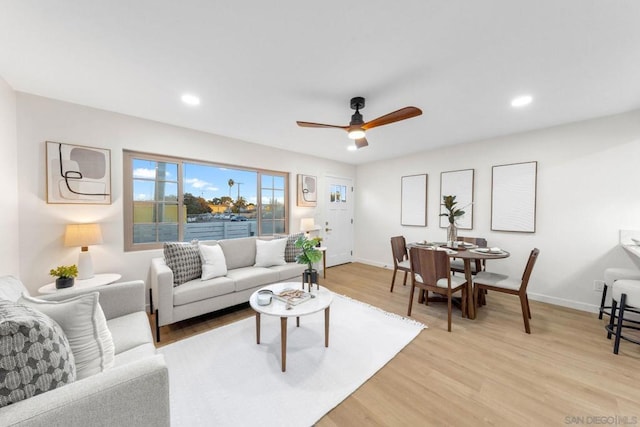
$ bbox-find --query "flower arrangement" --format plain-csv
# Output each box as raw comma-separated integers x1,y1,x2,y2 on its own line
294,235,323,272
49,265,78,279
439,195,465,225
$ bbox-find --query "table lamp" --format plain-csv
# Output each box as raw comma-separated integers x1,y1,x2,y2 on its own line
64,223,103,280
300,218,315,237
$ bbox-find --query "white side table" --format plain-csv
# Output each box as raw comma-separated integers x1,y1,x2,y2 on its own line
38,273,122,295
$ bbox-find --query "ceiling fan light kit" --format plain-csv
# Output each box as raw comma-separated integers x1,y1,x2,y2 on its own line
296,96,422,149
348,129,365,139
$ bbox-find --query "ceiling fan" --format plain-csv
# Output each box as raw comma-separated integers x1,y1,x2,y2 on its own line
296,97,422,149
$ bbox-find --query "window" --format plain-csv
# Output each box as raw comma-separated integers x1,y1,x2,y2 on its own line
123,151,288,251
330,184,347,203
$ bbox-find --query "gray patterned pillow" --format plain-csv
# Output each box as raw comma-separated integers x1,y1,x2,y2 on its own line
284,233,304,263
0,300,76,407
164,242,202,286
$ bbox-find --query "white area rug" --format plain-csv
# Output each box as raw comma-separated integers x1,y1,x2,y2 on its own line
158,293,425,427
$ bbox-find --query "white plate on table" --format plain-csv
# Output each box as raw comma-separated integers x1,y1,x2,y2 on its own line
438,248,458,255
471,248,505,255
456,242,477,249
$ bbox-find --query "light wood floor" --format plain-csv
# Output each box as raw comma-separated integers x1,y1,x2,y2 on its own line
151,262,640,426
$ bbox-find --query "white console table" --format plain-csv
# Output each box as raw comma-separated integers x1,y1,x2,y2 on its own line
39,273,122,294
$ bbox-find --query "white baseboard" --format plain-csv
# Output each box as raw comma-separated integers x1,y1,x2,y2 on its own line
527,292,598,314
353,257,390,269
353,258,598,314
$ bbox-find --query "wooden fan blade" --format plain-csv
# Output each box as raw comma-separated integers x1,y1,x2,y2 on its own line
355,137,368,148
362,106,422,130
296,121,348,130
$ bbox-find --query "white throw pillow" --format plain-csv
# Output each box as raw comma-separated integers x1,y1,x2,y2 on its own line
18,292,115,380
254,238,287,267
199,243,228,280
0,275,28,302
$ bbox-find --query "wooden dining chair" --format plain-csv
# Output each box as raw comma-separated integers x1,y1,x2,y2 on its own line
473,248,540,334
451,236,487,275
390,236,411,292
408,247,467,332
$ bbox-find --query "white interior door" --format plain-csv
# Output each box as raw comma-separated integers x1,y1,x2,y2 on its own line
323,175,353,267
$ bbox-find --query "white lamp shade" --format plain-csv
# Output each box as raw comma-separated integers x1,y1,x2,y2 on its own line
300,218,315,232
64,223,103,248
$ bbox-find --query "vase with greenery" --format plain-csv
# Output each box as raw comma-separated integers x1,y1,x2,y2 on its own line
294,235,323,291
50,264,79,289
439,195,465,244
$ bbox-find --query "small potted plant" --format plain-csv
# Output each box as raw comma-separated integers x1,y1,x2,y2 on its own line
294,235,323,291
50,265,78,289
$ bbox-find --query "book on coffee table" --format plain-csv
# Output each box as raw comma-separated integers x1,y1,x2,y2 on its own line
272,288,312,306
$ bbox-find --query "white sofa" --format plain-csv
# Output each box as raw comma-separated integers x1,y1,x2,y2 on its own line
150,236,306,341
0,276,170,426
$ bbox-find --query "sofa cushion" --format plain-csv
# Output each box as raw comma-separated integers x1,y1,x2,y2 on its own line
106,312,154,355
113,342,157,367
0,300,76,407
199,242,228,280
225,267,279,292
284,233,304,262
164,242,202,285
268,263,307,282
254,238,287,267
19,292,115,380
218,237,257,270
173,276,236,306
0,276,28,302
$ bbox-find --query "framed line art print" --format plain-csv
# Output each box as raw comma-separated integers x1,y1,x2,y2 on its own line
401,174,427,226
439,169,474,230
46,141,112,204
297,174,317,207
491,161,537,232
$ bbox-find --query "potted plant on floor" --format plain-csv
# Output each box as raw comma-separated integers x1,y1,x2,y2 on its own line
294,235,323,291
50,264,78,289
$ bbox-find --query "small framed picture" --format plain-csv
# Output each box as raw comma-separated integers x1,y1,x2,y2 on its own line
297,174,317,207
46,141,112,204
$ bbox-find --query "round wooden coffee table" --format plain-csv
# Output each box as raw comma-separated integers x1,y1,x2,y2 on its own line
249,282,333,372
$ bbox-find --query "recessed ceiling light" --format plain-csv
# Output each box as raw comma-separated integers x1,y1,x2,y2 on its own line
511,95,533,108
181,94,200,106
347,145,357,151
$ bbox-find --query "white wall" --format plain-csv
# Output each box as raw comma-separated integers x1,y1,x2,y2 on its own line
0,76,19,276
355,110,640,312
15,93,355,295
11,90,640,312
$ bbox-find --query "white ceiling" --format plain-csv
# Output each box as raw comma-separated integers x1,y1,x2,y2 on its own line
2,1,640,165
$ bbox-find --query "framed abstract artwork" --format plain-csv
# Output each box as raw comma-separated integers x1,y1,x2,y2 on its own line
401,174,428,226
439,169,474,229
46,141,112,204
491,161,537,232
297,174,317,207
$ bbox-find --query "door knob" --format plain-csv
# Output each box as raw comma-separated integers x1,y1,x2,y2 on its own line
325,228,332,232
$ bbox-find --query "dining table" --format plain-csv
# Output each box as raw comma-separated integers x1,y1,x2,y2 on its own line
408,242,510,319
